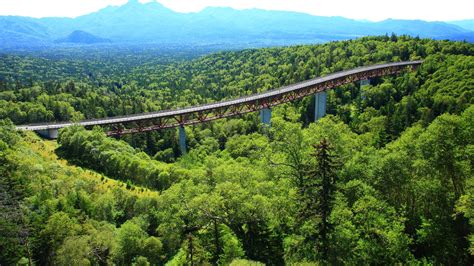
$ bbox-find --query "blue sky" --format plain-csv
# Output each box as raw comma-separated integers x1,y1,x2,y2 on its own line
0,0,472,21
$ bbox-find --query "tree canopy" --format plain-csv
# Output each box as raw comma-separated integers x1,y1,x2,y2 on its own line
1,35,473,265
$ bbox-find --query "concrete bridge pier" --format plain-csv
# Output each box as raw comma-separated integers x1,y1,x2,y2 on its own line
36,128,59,139
360,79,370,99
260,108,272,126
360,79,370,87
314,91,327,121
178,126,187,155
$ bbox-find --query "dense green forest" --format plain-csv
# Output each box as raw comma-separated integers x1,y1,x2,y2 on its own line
1,35,473,265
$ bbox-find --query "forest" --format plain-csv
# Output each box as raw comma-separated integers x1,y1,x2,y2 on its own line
1,35,473,265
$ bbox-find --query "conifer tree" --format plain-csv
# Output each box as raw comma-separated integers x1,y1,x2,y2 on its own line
312,138,337,261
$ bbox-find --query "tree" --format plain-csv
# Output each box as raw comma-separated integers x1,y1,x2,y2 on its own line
218,224,245,265
141,236,164,264
56,236,92,265
35,212,81,264
283,138,339,263
114,219,148,264
311,138,337,261
330,180,413,264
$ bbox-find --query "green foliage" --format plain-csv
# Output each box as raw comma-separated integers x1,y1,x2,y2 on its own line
57,126,173,190
55,236,93,265
330,180,413,264
114,219,148,264
225,133,269,160
229,259,265,266
134,256,151,266
141,236,164,263
218,224,245,265
1,36,473,265
340,106,474,264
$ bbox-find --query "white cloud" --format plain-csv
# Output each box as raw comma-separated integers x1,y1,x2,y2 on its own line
0,0,472,21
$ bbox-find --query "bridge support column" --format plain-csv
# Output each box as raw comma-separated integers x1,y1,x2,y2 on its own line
360,79,370,87
36,128,59,139
260,108,272,126
314,91,327,121
178,126,187,155
360,79,370,100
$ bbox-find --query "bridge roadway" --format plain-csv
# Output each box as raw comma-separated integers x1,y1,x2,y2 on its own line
16,61,422,136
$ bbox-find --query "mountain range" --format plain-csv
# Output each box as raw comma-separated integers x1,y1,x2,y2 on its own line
449,20,474,31
0,0,473,49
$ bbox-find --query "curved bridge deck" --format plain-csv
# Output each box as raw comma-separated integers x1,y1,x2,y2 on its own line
17,61,422,136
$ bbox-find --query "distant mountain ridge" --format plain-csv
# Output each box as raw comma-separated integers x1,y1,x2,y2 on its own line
55,30,111,44
0,0,473,49
449,20,474,31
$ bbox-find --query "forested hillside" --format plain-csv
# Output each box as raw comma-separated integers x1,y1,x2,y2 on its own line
1,36,473,264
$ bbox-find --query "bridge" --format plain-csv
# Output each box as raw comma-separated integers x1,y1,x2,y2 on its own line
17,61,422,153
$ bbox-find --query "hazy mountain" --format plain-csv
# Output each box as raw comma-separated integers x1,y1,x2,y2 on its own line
0,16,52,48
55,30,111,44
0,0,472,49
449,20,474,31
